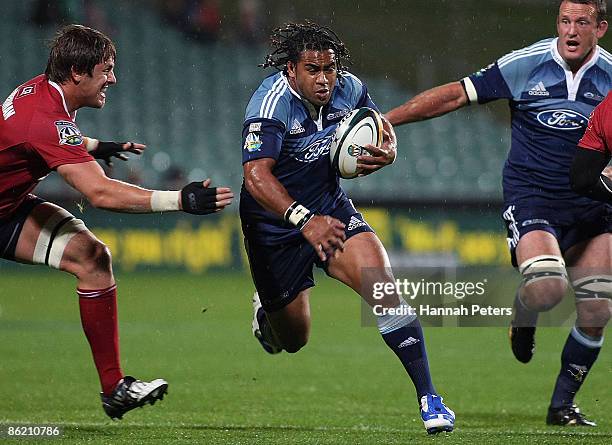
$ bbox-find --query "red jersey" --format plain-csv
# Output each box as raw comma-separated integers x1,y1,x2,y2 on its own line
578,91,612,156
0,75,93,219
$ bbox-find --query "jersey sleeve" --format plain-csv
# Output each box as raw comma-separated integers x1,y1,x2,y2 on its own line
341,72,380,112
28,116,93,169
242,79,290,164
463,62,512,104
464,40,553,104
578,93,612,154
242,118,285,163
356,82,379,111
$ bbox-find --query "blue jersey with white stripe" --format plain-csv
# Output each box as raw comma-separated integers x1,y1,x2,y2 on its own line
240,71,377,244
464,38,612,202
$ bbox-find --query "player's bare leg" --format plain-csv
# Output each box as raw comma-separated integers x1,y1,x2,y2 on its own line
566,233,612,336
14,202,167,419
258,289,312,353
515,231,568,312
510,230,569,363
15,202,122,391
546,234,612,426
327,232,454,434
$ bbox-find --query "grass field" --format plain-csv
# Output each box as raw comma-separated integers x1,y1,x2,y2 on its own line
0,270,610,444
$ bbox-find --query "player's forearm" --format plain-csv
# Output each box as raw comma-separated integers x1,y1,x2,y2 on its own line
58,161,181,213
571,173,612,204
570,147,612,204
244,168,294,217
385,82,468,126
86,178,171,213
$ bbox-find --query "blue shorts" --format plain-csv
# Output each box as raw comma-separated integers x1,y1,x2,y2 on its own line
244,200,374,312
0,195,45,260
502,198,612,267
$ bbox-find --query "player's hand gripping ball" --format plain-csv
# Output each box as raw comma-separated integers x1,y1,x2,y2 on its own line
329,107,383,179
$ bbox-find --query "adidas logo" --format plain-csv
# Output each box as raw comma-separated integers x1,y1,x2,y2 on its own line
568,363,587,382
398,337,420,348
347,215,366,231
528,81,549,96
289,118,306,134
569,363,587,372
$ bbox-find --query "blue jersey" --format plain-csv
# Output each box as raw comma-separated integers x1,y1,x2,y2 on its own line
463,38,612,203
240,71,376,244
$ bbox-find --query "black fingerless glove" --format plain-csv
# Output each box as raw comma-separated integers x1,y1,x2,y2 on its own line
181,182,218,215
90,141,130,166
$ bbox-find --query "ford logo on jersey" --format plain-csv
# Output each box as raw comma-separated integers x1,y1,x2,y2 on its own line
294,135,333,163
536,109,588,131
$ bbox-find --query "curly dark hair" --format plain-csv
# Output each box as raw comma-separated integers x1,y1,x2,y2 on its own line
261,21,350,72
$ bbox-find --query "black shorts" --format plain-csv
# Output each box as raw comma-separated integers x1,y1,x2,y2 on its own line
502,198,612,267
0,196,45,260
244,204,374,312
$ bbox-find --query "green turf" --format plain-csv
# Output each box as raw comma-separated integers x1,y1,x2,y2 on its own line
0,270,610,444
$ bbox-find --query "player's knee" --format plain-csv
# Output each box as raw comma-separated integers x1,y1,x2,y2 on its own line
283,342,306,354
573,274,612,328
281,332,309,354
577,299,612,329
72,237,112,277
519,255,568,311
90,240,112,272
522,279,568,311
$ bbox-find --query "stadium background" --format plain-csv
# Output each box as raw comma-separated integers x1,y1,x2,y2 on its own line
1,0,573,272
0,1,610,443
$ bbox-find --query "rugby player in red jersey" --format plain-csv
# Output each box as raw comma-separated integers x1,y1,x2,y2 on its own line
572,90,612,218
0,24,233,419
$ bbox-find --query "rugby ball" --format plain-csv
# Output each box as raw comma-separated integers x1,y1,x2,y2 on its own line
329,107,383,179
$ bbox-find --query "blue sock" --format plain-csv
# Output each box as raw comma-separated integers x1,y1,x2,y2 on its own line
381,318,436,399
550,327,602,409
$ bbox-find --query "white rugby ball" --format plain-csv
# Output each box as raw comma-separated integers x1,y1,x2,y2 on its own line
329,107,383,179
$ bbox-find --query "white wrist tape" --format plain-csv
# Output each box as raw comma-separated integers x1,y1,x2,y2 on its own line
284,201,313,230
288,205,310,226
461,77,478,104
150,190,180,212
85,137,99,152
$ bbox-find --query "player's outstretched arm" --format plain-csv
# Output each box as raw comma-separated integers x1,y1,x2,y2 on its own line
244,158,345,261
384,81,469,126
570,147,612,204
83,136,146,167
58,161,233,213
357,115,397,175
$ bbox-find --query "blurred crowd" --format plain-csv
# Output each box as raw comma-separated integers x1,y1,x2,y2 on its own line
158,0,267,44
31,0,268,45
31,0,111,32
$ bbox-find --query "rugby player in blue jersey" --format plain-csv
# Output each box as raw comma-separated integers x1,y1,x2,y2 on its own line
386,0,611,426
240,22,455,434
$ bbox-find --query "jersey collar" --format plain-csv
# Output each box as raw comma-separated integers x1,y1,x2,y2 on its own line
551,37,600,72
47,79,76,121
282,73,301,101
551,37,600,101
281,73,328,130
